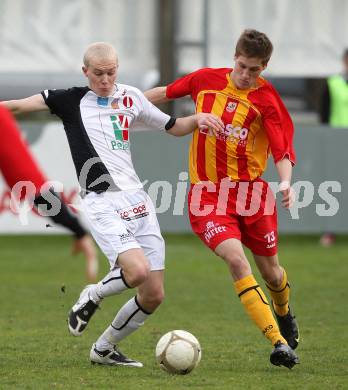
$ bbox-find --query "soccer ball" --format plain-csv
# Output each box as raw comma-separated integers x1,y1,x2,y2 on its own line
155,330,202,375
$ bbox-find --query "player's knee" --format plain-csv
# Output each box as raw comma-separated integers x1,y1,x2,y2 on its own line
124,261,151,287
119,249,151,287
221,251,250,272
220,252,251,279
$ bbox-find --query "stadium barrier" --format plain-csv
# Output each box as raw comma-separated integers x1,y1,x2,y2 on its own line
0,121,347,233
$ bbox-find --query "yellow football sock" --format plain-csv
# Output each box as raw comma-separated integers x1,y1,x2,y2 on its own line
266,268,290,317
234,274,286,346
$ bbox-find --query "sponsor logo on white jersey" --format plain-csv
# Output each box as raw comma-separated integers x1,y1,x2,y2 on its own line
111,98,119,109
122,96,133,108
119,202,149,221
110,114,131,151
97,96,109,107
119,229,135,244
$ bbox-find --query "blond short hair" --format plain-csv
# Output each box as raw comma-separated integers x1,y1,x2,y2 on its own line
83,42,118,67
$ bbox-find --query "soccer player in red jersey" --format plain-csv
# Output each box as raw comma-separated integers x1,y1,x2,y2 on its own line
145,29,299,368
0,105,98,281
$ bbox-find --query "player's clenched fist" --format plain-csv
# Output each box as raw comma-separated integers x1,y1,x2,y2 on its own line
279,181,296,209
196,113,224,134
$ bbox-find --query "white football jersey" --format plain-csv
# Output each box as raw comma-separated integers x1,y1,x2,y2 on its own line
42,84,172,192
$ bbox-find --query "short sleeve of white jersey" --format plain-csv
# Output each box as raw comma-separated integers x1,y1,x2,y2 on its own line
135,89,171,131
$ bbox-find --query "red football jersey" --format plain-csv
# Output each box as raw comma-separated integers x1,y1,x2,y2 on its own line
167,68,295,183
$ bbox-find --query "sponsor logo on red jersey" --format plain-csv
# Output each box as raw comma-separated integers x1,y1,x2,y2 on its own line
226,102,237,113
204,220,227,242
200,124,249,145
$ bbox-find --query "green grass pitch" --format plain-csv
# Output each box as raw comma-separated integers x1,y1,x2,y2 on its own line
0,234,347,389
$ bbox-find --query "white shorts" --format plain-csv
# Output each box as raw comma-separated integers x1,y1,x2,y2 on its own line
80,189,165,271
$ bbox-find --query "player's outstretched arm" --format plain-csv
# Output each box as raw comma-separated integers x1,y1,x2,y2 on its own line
167,113,224,137
276,158,295,209
1,94,48,116
144,87,169,104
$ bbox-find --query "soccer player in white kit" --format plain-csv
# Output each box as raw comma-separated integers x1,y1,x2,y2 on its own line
2,42,224,366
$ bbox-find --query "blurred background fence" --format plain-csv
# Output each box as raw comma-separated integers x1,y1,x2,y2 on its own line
0,121,346,233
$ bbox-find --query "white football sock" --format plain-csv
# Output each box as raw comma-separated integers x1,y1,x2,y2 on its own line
89,268,130,304
95,296,151,350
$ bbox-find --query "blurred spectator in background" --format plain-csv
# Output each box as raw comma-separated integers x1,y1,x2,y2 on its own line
0,105,98,281
318,48,348,247
320,48,348,127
